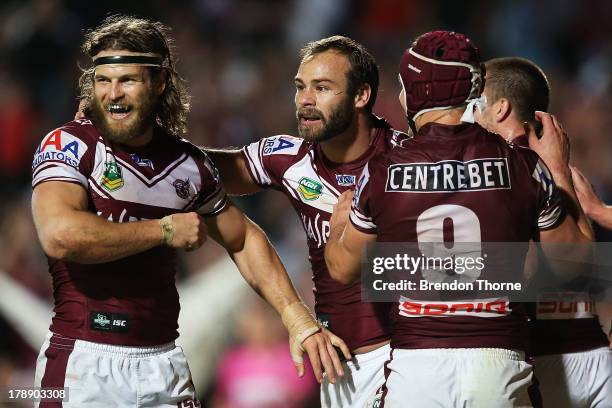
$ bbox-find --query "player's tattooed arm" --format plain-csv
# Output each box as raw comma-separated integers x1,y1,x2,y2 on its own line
204,148,263,195
571,167,612,230
204,202,350,383
32,181,207,263
326,191,376,284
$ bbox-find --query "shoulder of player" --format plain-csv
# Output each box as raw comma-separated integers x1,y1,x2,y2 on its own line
257,134,308,156
46,118,101,145
34,119,100,163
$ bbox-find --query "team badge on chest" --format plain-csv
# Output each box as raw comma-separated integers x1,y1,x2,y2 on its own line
173,178,192,199
100,161,124,192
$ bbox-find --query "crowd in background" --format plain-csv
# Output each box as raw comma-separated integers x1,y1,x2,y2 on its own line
0,0,610,406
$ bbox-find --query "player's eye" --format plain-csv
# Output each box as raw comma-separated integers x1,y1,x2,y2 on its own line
95,77,110,83
316,85,329,92
295,83,304,91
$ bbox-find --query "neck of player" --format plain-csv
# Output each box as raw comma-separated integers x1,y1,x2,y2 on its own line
123,125,155,147
319,113,374,163
415,107,465,131
492,118,525,141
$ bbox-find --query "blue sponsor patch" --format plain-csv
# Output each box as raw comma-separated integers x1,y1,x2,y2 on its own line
262,137,300,155
32,129,88,169
130,154,154,170
335,174,356,186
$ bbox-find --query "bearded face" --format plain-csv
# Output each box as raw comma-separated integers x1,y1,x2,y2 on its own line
294,50,358,143
89,85,158,144
88,52,161,145
296,92,355,142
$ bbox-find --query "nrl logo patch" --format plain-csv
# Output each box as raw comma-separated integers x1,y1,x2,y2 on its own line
100,161,124,192
173,178,192,199
298,177,323,201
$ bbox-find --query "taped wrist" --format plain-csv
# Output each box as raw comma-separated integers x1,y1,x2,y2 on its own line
281,302,320,363
159,215,174,246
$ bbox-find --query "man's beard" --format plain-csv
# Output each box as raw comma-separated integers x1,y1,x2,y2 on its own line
88,91,158,144
296,95,355,143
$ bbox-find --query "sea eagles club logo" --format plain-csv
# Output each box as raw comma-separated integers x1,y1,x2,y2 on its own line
298,177,323,201
100,161,124,192
173,178,191,199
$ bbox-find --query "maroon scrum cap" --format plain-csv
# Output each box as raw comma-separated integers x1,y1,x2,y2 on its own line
399,30,485,121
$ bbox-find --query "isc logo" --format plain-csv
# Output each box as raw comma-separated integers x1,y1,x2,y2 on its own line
113,320,127,327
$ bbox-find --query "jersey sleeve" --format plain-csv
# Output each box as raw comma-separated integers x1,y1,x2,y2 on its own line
531,157,565,230
349,162,378,234
241,135,304,189
31,124,95,189
195,152,229,217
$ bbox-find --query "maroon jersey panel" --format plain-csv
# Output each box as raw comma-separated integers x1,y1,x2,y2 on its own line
528,295,609,355
242,117,409,350
530,317,609,355
351,122,564,351
505,135,608,354
32,118,228,346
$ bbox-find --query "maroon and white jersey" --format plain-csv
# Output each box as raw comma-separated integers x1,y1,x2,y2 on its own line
506,137,609,355
242,117,406,350
351,122,565,351
32,118,228,346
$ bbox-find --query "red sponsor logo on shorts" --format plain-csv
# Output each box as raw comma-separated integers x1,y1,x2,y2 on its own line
398,298,510,317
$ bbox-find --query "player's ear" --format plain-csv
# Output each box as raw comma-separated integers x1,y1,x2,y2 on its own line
152,69,167,96
354,84,371,110
495,98,511,123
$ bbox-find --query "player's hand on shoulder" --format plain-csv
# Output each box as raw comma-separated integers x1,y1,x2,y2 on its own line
330,190,354,233
74,99,87,120
527,111,570,173
160,212,208,251
301,327,350,385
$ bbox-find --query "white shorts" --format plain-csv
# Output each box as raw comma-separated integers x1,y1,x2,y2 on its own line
535,346,612,408
382,348,534,408
34,332,200,407
320,343,391,408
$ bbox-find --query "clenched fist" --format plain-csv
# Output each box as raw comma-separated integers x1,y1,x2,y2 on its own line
159,212,208,250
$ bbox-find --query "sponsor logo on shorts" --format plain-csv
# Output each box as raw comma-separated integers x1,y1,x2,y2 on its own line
100,161,124,192
298,177,323,201
90,312,129,333
335,174,356,186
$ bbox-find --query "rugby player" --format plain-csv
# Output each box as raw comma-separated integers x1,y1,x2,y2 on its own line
206,36,408,407
326,30,592,407
31,15,344,407
474,56,611,408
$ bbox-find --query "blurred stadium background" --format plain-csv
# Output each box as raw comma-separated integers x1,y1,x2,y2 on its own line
0,0,610,406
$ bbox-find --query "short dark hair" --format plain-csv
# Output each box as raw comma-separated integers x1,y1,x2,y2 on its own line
79,15,190,137
299,35,379,112
485,57,550,124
